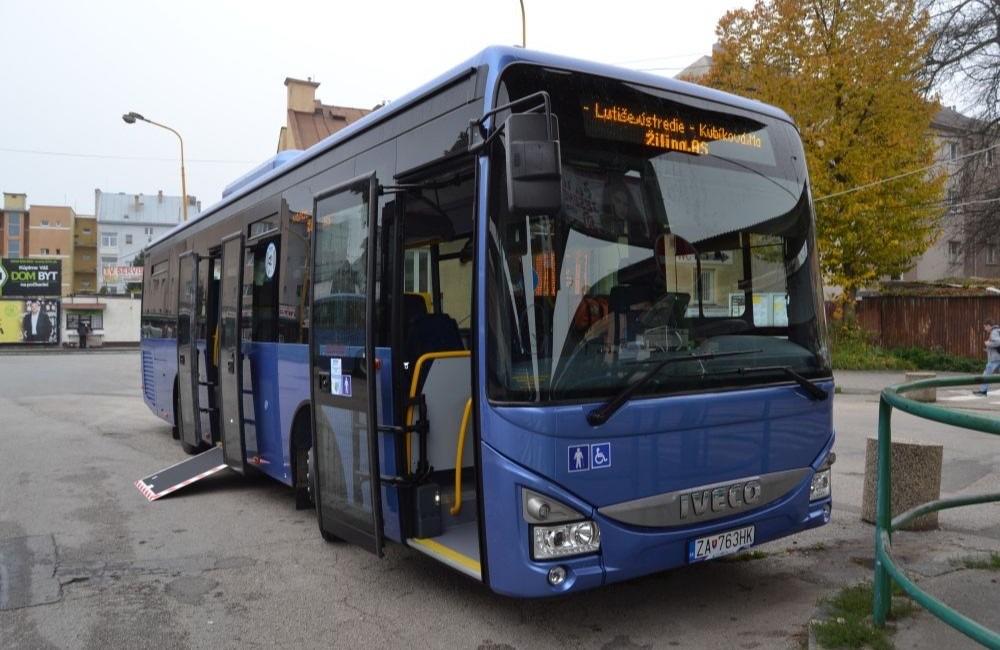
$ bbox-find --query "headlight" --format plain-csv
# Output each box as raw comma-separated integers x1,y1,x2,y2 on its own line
810,468,831,501
532,520,601,559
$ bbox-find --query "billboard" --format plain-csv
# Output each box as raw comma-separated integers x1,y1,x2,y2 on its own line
0,299,61,344
0,258,62,297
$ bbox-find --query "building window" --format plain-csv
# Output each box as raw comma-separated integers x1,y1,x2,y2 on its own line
8,213,20,236
948,240,962,264
83,227,92,234
144,227,154,236
988,148,996,168
56,248,60,254
693,268,717,304
988,243,1000,266
67,312,104,330
8,240,19,256
40,219,49,226
102,232,118,248
950,142,959,160
125,234,133,245
40,248,49,254
83,254,91,260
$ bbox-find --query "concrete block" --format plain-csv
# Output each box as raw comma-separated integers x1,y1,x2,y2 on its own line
904,371,937,402
861,437,943,530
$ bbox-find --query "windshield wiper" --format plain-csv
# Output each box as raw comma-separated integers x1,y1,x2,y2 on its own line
734,365,829,401
586,349,763,426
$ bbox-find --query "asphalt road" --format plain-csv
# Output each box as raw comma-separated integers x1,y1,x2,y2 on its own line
1,352,998,649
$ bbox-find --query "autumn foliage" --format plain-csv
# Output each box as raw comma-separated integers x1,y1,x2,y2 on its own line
698,0,946,301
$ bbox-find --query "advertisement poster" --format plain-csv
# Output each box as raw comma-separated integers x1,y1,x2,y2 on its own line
0,299,61,344
0,258,62,297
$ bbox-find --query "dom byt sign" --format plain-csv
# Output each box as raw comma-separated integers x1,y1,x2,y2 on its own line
0,258,62,297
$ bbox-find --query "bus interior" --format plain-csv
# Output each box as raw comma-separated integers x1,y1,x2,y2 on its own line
395,160,480,576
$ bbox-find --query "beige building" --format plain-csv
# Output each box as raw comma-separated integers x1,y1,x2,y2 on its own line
277,77,371,152
27,205,75,295
73,214,98,294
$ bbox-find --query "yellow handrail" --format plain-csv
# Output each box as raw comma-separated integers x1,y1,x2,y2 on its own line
451,398,473,516
405,350,471,474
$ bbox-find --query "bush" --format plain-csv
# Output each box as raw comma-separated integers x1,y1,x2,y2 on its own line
830,322,981,372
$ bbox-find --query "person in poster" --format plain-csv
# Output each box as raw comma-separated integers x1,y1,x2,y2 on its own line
22,299,53,343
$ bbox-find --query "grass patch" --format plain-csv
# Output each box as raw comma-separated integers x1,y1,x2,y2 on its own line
813,581,915,650
831,324,980,372
957,552,1000,571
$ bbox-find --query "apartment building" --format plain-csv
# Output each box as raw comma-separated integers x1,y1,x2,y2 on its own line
96,189,200,293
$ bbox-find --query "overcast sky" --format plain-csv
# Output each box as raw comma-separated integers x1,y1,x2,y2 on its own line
0,0,753,214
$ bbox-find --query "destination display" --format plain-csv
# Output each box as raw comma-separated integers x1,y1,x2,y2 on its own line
581,100,774,163
0,258,62,297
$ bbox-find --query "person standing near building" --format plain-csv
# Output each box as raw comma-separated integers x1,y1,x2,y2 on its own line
22,300,53,343
974,319,1000,395
76,318,89,349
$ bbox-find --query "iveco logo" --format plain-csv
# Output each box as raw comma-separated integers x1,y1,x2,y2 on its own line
679,480,762,520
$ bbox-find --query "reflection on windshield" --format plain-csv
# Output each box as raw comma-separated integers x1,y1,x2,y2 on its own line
487,68,830,403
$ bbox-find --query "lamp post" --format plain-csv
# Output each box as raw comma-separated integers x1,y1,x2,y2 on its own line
122,111,188,222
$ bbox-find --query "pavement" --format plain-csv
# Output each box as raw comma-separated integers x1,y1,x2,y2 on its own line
0,352,998,649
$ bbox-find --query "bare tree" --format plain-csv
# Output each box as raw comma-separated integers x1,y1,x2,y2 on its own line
924,0,1000,266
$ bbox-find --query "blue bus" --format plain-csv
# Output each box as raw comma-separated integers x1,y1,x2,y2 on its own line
140,45,834,597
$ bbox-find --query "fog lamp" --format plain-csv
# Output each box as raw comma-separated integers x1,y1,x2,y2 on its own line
810,468,831,501
532,520,600,560
547,566,567,586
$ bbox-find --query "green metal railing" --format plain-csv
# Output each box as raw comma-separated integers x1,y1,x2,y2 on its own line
874,375,1000,649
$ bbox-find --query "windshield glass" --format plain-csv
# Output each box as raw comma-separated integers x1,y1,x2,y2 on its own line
486,66,831,403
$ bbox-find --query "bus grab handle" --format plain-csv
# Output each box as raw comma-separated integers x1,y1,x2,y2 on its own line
451,398,474,516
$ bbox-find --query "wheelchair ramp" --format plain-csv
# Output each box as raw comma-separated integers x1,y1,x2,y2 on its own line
135,446,228,501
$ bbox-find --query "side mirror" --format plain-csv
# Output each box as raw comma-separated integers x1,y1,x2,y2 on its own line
505,112,561,215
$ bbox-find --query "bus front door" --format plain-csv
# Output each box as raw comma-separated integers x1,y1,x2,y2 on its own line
309,173,384,555
217,233,246,473
176,251,203,453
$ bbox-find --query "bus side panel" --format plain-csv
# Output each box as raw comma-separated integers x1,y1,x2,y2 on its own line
245,341,292,485
276,342,310,484
141,335,177,426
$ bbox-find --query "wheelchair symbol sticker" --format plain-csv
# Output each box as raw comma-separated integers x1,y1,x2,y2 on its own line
591,443,611,470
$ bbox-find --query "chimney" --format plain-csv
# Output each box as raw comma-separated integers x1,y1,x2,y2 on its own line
158,190,163,203
285,76,320,113
134,194,141,208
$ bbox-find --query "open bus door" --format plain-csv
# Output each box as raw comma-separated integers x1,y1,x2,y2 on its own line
176,251,203,453
309,173,384,555
217,232,246,473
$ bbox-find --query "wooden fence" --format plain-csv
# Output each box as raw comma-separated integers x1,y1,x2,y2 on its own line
855,295,1000,360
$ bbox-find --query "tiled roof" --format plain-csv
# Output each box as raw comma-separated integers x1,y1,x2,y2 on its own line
285,103,370,150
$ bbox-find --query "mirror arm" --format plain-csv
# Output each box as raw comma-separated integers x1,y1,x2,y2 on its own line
468,90,553,155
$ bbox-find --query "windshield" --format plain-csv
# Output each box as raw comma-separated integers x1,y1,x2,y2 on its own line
486,66,831,403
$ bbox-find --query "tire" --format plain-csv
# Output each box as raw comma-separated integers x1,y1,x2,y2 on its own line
171,387,180,440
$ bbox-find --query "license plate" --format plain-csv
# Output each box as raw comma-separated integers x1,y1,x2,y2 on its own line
688,525,755,562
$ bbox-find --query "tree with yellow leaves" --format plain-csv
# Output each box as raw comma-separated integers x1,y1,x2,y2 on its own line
698,0,946,304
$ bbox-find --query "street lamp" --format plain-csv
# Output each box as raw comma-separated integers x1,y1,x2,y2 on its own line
121,111,188,222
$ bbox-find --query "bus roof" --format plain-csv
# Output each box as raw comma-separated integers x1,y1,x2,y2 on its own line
148,45,793,250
